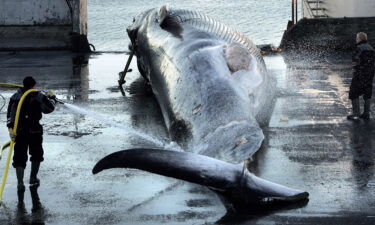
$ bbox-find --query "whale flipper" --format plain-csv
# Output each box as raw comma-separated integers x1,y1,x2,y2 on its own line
93,149,308,210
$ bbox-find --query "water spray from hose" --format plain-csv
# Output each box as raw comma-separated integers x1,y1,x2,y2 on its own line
63,103,175,149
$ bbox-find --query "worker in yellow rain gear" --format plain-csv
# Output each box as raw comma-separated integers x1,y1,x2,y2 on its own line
6,76,56,208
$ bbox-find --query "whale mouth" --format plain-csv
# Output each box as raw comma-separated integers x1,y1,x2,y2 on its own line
214,189,309,213
219,193,310,214
262,192,309,203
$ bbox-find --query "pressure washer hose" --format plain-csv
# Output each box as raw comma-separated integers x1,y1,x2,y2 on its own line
0,83,16,161
0,83,21,162
0,83,23,89
0,83,23,111
0,89,37,202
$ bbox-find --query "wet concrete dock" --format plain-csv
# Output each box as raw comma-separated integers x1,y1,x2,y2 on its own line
0,51,374,224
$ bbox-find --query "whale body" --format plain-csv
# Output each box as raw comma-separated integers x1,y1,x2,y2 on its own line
93,6,308,211
127,6,275,162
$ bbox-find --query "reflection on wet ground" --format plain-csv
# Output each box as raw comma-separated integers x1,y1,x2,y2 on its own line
15,185,46,225
0,51,374,224
350,122,375,189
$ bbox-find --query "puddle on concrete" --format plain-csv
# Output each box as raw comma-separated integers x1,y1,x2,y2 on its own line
0,52,375,224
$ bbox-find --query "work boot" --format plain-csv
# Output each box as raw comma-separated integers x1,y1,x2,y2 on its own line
15,198,28,224
347,98,360,121
359,99,371,120
29,162,40,186
15,167,26,207
17,184,25,208
30,185,43,213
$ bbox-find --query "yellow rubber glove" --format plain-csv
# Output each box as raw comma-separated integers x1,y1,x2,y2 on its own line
8,128,16,142
47,90,56,99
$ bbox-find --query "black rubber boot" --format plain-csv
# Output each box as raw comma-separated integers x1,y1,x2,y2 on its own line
15,191,28,224
17,184,25,208
360,99,371,120
347,98,360,121
15,167,26,208
29,162,40,186
30,185,43,212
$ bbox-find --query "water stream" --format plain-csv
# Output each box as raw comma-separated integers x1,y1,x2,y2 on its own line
63,103,182,150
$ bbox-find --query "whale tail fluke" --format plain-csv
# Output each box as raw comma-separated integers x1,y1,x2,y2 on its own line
93,148,308,211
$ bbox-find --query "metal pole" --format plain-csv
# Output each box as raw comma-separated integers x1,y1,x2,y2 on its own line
118,51,135,86
292,0,295,24
296,0,298,22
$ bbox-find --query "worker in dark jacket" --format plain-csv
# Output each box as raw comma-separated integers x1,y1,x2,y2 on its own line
347,32,375,120
7,76,56,207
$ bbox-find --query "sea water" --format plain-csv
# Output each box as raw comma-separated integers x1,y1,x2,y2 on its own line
88,0,300,52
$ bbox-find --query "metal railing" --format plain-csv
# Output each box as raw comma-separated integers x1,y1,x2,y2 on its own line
303,0,328,18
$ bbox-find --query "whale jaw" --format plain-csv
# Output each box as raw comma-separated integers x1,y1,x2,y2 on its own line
209,169,309,212
93,148,309,212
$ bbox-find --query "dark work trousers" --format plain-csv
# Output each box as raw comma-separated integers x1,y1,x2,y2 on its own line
349,76,374,100
12,133,44,169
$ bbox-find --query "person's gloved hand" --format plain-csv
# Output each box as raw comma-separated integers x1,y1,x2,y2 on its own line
47,90,56,99
8,128,16,141
47,91,57,103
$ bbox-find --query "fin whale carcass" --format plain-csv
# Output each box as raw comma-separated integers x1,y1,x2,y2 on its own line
127,5,276,163
93,149,309,211
93,6,308,211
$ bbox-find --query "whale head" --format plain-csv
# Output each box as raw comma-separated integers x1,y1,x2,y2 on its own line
127,5,175,50
126,9,153,49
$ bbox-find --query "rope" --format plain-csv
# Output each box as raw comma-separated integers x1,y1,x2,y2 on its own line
89,43,96,52
65,0,73,16
0,93,5,112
